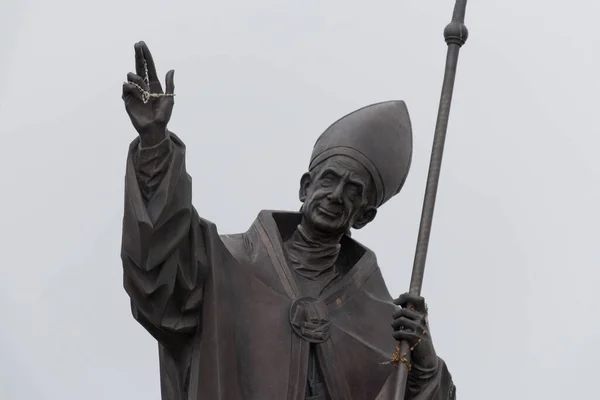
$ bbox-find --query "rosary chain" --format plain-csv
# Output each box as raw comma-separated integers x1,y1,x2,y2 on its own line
126,60,175,104
380,303,429,372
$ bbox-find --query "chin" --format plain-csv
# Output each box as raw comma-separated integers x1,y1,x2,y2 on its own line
309,215,347,235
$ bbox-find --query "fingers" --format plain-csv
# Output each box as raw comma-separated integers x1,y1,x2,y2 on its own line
393,330,422,344
134,42,146,79
122,83,143,102
140,41,159,83
392,313,428,346
392,307,422,321
127,72,148,91
391,316,419,331
134,41,163,93
393,293,426,312
165,70,175,95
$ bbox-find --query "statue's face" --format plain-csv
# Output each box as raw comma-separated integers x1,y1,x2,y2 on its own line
300,155,377,237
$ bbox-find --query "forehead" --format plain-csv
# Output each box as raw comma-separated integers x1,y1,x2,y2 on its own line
316,155,372,183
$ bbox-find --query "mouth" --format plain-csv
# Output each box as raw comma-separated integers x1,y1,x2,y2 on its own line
317,206,342,218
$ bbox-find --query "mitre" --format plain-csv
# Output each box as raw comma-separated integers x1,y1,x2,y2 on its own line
309,100,413,207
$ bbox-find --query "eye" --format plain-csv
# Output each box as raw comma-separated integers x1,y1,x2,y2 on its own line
346,183,362,197
319,172,337,186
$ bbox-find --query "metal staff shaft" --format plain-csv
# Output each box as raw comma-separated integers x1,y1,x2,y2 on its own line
392,1,469,399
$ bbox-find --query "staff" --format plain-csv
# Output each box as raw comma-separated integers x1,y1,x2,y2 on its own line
393,1,469,399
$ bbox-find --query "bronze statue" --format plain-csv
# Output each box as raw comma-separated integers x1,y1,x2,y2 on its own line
121,0,472,393
120,39,457,399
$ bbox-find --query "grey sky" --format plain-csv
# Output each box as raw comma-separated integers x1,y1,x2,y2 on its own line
1,0,599,399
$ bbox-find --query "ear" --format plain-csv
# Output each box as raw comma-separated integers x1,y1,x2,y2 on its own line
352,206,377,230
299,172,312,203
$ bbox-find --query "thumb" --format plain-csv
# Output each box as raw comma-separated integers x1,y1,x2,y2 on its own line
165,70,175,95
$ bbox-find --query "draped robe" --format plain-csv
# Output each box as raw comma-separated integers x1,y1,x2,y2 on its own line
121,134,456,400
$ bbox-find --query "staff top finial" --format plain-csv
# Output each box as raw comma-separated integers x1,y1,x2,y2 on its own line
445,0,469,47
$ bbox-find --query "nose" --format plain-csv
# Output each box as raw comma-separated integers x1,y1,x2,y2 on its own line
327,183,344,203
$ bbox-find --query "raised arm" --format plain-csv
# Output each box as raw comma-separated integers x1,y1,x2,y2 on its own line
120,42,210,351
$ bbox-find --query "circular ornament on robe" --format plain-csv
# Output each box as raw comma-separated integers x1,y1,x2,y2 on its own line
289,297,332,343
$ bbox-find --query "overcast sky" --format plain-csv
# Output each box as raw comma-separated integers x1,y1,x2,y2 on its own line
1,0,599,399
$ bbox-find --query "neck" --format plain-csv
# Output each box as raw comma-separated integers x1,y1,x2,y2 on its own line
284,223,342,281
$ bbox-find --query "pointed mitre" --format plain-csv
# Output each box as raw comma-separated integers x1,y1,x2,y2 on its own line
309,100,413,208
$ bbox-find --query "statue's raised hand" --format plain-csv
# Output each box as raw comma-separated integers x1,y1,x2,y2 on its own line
122,41,175,147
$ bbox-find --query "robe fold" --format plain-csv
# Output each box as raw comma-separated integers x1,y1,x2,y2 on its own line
121,134,456,400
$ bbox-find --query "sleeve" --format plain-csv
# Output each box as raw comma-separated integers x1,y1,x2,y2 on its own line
120,133,211,351
406,357,456,400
